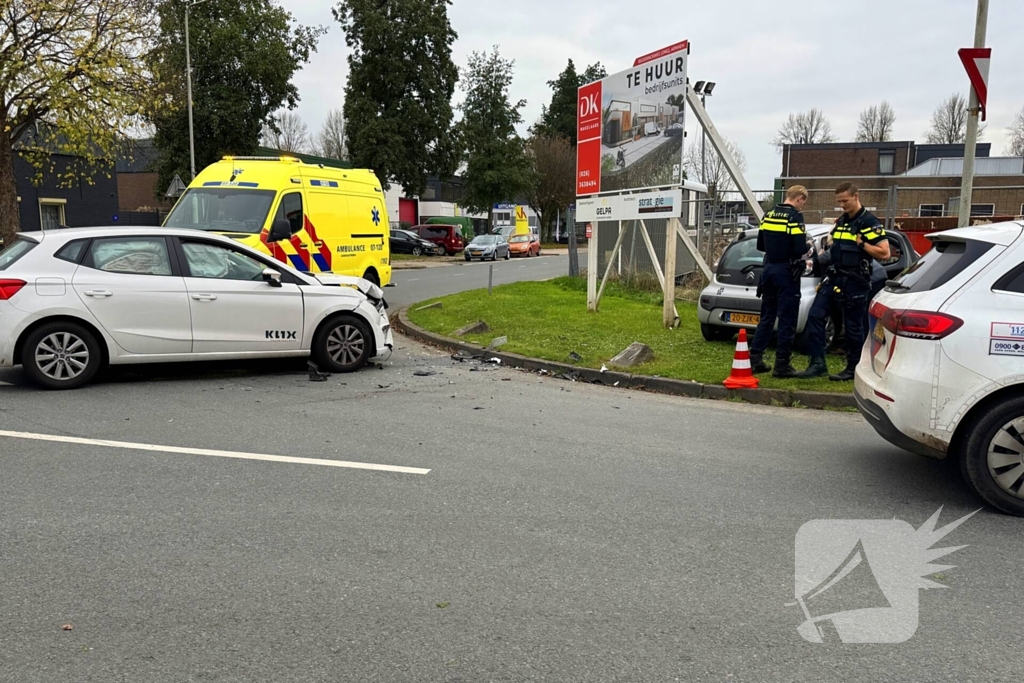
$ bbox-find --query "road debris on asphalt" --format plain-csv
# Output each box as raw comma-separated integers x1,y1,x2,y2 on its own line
307,361,331,382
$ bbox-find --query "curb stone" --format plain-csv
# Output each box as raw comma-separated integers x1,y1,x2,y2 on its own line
393,307,857,411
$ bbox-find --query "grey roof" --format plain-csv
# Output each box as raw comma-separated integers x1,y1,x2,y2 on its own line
903,156,1024,177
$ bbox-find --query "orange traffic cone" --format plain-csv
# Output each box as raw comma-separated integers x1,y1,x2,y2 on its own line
723,329,760,390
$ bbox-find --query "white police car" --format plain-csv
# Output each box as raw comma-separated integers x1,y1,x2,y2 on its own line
855,220,1024,516
0,227,393,389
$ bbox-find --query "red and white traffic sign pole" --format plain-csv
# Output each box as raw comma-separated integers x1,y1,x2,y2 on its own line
958,0,990,228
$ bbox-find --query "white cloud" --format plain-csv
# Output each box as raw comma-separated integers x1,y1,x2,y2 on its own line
285,0,1024,188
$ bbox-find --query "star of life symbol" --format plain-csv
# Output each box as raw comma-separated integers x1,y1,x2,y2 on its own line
371,207,381,226
788,508,976,643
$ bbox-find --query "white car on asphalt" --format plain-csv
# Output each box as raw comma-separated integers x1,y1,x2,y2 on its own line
0,227,394,389
855,221,1024,516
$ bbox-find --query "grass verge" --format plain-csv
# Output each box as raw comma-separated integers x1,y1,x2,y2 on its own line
406,277,853,393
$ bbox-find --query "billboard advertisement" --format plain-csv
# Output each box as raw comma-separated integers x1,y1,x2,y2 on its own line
577,40,689,197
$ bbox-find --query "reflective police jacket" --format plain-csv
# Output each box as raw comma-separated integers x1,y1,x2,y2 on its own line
829,208,886,274
757,204,807,264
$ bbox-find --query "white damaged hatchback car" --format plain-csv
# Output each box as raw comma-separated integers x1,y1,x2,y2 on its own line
0,227,393,389
855,220,1024,516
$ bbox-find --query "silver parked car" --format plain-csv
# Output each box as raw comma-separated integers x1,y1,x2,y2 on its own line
464,234,511,261
697,224,918,353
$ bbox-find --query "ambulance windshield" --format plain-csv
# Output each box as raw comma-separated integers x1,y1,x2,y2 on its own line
165,189,276,234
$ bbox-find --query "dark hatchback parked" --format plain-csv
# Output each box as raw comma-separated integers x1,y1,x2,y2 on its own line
390,229,441,256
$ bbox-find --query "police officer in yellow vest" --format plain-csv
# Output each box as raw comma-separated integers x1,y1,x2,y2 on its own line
798,182,890,381
750,185,810,378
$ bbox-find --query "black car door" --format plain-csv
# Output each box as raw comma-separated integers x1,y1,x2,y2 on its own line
390,231,413,254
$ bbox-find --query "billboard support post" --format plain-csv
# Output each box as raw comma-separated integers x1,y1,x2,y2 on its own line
597,221,631,306
663,217,678,328
587,224,598,311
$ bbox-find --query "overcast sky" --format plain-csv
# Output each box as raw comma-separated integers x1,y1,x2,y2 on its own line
285,0,1023,191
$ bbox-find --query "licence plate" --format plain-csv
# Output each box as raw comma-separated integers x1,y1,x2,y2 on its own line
726,312,760,325
873,322,885,343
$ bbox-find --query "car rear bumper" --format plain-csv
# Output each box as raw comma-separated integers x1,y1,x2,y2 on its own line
854,386,946,459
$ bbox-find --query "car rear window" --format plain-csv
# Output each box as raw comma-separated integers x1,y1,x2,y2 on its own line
717,238,763,276
887,239,993,293
0,239,37,271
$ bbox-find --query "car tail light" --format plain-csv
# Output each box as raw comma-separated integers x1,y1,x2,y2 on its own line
0,279,26,300
872,302,963,340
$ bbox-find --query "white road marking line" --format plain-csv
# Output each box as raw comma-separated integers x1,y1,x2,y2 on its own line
0,430,431,475
407,278,420,282
0,381,12,387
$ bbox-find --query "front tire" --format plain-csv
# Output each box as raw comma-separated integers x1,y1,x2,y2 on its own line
960,395,1024,516
412,246,422,257
22,321,102,390
313,314,373,373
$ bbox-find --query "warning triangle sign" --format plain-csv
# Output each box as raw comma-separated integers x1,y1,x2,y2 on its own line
958,47,992,122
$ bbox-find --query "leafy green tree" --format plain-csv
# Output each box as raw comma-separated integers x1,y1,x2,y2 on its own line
458,47,535,230
534,60,608,144
148,0,324,190
526,134,574,241
333,0,459,194
0,0,154,244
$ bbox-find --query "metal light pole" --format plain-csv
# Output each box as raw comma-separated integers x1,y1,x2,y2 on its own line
958,0,989,228
185,0,211,181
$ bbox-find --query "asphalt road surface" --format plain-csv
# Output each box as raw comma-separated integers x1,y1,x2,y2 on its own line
387,251,577,309
0,337,1019,682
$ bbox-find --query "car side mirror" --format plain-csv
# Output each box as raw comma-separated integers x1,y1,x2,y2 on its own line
262,268,282,287
268,218,291,243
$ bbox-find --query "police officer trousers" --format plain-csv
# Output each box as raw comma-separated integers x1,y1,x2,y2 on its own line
805,273,871,368
751,263,801,364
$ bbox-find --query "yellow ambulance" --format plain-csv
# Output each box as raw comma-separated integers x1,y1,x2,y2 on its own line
164,156,392,286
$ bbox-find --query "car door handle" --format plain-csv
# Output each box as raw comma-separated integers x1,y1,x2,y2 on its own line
83,290,112,298
298,243,308,249
191,294,218,302
313,241,323,248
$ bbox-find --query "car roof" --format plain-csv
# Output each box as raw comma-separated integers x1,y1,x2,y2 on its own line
926,220,1024,247
17,226,254,245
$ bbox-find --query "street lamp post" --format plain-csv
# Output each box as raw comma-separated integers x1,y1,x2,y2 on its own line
185,0,211,181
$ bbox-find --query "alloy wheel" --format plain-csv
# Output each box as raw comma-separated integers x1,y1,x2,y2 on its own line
326,324,366,368
35,332,90,381
986,418,1024,499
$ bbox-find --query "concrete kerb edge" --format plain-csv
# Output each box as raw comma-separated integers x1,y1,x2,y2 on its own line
393,307,857,410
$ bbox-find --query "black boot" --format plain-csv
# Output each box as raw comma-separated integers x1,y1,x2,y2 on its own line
829,366,856,382
797,356,828,379
772,360,799,378
750,353,772,374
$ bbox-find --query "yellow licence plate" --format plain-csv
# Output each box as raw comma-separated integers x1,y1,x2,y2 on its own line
873,323,885,343
728,313,760,325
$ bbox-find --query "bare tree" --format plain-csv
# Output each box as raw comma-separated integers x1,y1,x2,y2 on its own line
772,109,835,150
1007,106,1024,157
685,136,747,197
525,134,575,241
262,111,310,152
855,101,896,142
925,93,985,144
315,108,347,159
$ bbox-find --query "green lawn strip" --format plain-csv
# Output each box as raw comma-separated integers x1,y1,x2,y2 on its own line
406,278,852,393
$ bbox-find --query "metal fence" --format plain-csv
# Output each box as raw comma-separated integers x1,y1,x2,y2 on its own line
593,196,709,285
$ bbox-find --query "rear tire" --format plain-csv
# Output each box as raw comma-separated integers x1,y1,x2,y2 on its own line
700,323,734,343
313,314,373,374
960,395,1024,516
21,321,102,390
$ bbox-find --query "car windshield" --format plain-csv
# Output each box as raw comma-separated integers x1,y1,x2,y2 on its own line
165,189,277,235
0,239,36,271
471,236,498,245
509,235,530,243
398,230,419,240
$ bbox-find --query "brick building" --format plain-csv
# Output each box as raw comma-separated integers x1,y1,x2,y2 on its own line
777,140,1023,226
